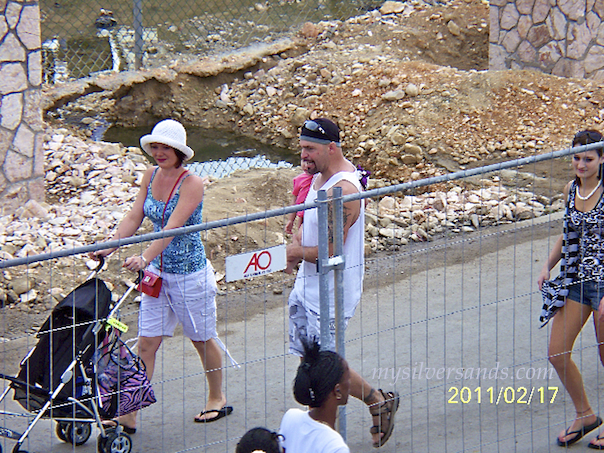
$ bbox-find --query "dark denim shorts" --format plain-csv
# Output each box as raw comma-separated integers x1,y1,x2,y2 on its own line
567,280,604,310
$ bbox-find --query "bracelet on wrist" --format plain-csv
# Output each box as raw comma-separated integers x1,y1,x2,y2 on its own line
140,255,148,267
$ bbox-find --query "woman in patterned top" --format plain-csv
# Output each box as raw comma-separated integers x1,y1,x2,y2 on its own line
538,130,604,448
92,119,232,430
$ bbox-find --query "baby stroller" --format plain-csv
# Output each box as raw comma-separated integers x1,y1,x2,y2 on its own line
0,258,155,453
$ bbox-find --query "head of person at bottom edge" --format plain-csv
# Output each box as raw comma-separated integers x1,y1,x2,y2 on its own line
236,427,283,453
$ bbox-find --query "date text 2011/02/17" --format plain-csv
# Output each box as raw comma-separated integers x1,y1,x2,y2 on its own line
447,386,558,405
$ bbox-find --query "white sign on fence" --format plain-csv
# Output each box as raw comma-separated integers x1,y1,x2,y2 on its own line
225,244,286,282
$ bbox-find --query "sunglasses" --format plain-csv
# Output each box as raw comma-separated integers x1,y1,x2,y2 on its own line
573,130,603,146
304,120,327,136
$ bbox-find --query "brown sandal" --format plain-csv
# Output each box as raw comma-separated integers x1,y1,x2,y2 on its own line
369,389,400,448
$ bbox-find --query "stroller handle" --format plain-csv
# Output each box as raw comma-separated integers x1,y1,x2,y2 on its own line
84,256,105,281
105,269,143,321
94,256,105,273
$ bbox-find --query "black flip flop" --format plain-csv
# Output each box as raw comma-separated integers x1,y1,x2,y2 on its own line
589,434,604,449
194,405,233,423
102,420,136,435
557,416,603,447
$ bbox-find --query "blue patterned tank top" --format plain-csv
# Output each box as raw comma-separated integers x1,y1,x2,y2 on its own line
143,168,205,274
568,180,604,281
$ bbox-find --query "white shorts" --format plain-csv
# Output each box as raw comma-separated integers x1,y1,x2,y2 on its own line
138,262,217,342
288,291,350,356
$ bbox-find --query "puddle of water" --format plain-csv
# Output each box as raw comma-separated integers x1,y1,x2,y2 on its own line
102,125,297,178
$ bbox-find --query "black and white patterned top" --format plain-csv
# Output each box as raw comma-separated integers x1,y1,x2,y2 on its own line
539,180,604,326
568,180,604,282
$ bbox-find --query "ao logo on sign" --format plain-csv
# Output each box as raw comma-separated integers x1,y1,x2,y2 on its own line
225,244,286,282
244,251,272,275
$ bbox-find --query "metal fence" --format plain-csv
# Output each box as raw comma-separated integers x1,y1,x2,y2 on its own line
0,142,601,452
41,0,382,83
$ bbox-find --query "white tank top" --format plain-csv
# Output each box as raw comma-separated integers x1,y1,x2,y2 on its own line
292,170,365,318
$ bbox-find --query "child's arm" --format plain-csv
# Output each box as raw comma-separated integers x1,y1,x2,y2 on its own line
285,195,297,234
295,213,303,231
285,213,296,234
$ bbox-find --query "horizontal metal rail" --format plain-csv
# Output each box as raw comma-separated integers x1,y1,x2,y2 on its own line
0,142,598,269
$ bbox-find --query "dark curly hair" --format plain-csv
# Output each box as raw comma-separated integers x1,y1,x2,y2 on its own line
293,337,346,408
236,427,282,453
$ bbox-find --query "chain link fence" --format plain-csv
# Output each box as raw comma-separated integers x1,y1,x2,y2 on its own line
40,0,382,83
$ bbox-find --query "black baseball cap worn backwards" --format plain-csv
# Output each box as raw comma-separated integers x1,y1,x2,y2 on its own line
300,118,341,147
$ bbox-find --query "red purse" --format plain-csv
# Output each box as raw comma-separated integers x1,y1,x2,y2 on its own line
137,170,188,298
138,270,162,297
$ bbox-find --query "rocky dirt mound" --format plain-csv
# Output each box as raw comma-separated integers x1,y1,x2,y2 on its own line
55,0,601,190
208,5,602,189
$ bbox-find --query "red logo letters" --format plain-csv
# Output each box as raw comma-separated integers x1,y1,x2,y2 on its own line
243,251,272,275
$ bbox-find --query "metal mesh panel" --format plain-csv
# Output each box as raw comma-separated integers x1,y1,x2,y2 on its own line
2,143,598,451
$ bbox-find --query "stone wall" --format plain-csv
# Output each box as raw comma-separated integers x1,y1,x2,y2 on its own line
0,0,43,215
490,0,604,79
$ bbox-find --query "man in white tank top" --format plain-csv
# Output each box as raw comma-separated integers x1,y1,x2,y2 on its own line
285,118,399,449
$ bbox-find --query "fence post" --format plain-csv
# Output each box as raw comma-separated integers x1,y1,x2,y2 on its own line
317,189,331,348
133,0,143,69
317,187,347,439
332,186,347,439
332,187,345,357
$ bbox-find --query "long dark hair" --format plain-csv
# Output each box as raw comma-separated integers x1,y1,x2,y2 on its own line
572,129,604,182
293,337,346,408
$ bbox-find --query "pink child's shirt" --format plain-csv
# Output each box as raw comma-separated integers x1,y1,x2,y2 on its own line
292,172,314,218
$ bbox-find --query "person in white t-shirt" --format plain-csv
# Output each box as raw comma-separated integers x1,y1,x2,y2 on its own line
279,337,350,453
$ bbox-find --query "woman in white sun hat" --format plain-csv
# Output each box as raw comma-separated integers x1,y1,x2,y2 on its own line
92,119,233,430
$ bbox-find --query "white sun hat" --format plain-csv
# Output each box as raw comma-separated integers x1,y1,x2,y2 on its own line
140,119,195,161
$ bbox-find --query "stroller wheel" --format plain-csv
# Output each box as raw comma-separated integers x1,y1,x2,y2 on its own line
55,422,68,442
65,421,92,446
97,430,132,453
